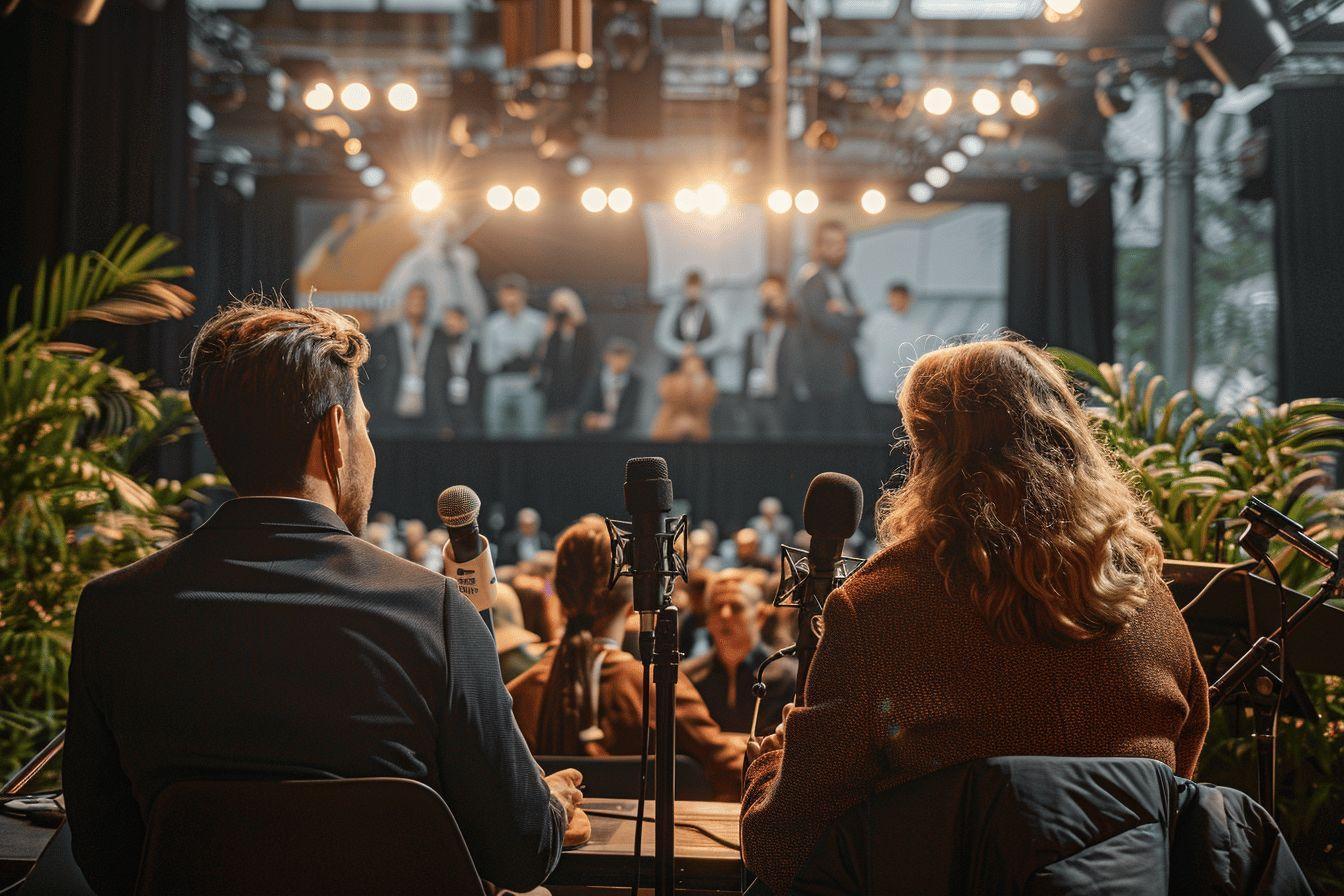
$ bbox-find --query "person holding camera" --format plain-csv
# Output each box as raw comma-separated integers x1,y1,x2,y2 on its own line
538,287,596,435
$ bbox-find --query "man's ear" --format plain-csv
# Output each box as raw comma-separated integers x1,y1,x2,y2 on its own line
318,403,348,479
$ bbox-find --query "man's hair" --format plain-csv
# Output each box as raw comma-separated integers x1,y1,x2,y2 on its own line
888,281,911,295
815,219,847,241
604,336,637,356
185,299,370,494
684,269,704,286
760,273,787,288
496,272,528,294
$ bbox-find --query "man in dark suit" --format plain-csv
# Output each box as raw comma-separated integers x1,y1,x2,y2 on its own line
796,220,865,434
63,302,583,895
739,274,799,439
577,337,643,436
365,282,449,435
424,305,485,438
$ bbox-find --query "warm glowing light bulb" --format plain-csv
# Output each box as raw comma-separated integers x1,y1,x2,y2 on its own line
766,189,792,214
514,185,541,212
341,82,371,111
387,82,418,112
794,189,820,214
697,182,729,216
607,187,634,213
486,185,513,211
971,88,1002,116
674,188,699,213
925,166,951,188
922,86,953,116
410,179,443,212
304,82,334,111
344,137,362,155
581,186,608,213
860,189,886,215
1011,85,1040,117
1044,0,1081,14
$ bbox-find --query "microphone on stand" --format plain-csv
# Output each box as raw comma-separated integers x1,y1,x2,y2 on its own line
436,485,497,615
622,457,676,661
794,473,864,697
1239,496,1339,570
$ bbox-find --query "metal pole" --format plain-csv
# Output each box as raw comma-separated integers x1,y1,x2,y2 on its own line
766,0,790,273
1160,81,1197,389
653,603,680,896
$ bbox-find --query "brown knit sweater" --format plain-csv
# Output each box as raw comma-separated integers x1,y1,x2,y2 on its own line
740,537,1210,895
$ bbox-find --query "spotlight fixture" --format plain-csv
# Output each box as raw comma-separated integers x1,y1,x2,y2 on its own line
697,182,729,216
1010,83,1039,117
959,134,987,156
860,189,886,215
925,166,951,188
942,150,968,172
922,86,953,116
581,186,608,213
486,185,514,211
387,82,418,112
766,189,793,214
410,179,444,212
514,185,542,212
793,189,820,215
971,88,1001,116
674,188,700,213
608,187,634,213
908,182,934,203
344,137,362,155
341,82,372,112
360,166,386,188
304,82,334,111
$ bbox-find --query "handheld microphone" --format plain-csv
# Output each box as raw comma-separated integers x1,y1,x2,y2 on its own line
624,458,674,658
1239,497,1339,571
437,485,487,563
796,473,864,697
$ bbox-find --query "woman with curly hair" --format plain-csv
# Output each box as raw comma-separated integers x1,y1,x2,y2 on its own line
740,337,1209,894
507,520,745,799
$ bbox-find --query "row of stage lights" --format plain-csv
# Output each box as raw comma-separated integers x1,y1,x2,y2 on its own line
920,82,1040,119
303,80,419,113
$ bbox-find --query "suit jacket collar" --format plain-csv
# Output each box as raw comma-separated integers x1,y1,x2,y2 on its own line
202,497,352,535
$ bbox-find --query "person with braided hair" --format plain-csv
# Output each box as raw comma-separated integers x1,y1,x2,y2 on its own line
508,520,746,800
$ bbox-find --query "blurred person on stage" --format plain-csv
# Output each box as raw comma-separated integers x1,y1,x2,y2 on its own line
739,275,799,439
655,269,725,372
651,352,718,442
538,287,596,434
577,337,643,436
796,221,865,435
425,305,484,438
858,281,929,438
64,302,584,896
684,574,795,737
500,507,553,565
480,273,547,438
508,521,745,799
365,282,446,435
740,338,1209,894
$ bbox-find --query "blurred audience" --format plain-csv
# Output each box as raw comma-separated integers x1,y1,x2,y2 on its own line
539,288,595,435
578,338,643,436
500,507,553,564
747,497,793,557
493,582,544,682
425,305,484,438
651,353,718,442
730,528,775,573
655,269,724,373
480,273,547,437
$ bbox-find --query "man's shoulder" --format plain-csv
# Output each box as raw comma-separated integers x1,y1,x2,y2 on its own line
82,536,190,601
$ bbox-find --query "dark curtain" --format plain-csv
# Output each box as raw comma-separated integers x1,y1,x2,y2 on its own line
1006,179,1116,361
1270,86,1344,401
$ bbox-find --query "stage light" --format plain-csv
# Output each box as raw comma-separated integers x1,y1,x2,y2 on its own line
577,52,594,70
971,88,1002,116
345,153,370,172
860,189,886,215
387,82,418,112
959,134,987,156
909,182,935,203
410,179,444,212
1043,0,1081,14
514,185,541,212
344,137,362,155
925,166,951,188
697,181,729,216
794,189,820,215
304,82,334,111
766,189,793,214
341,82,372,111
608,187,634,213
486,185,513,211
942,150,968,172
360,166,386,188
567,155,593,177
1010,84,1039,117
581,186,608,213
674,188,699,213
922,86,953,116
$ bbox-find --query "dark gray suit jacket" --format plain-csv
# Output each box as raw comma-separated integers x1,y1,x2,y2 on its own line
64,497,564,895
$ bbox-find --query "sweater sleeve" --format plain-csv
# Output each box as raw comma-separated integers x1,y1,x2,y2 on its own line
740,587,883,894
1175,637,1210,779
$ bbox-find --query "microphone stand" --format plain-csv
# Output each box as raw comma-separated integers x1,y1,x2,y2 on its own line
652,602,680,896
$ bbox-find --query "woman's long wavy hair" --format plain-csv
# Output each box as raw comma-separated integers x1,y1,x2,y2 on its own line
535,521,632,754
875,337,1164,645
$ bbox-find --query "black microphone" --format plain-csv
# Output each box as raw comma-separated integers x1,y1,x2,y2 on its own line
1239,497,1338,570
796,472,864,698
624,457,674,660
437,485,487,563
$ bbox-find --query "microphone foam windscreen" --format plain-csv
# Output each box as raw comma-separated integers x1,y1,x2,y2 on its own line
437,485,482,528
624,456,673,514
803,473,864,539
625,456,670,482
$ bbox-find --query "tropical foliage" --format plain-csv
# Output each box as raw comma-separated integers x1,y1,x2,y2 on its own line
1053,350,1344,891
0,226,212,780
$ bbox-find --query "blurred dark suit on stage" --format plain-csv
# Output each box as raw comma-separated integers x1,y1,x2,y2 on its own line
64,497,565,895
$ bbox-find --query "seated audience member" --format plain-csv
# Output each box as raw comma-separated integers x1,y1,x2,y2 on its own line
424,305,485,438
578,338,643,436
685,574,795,736
688,527,724,574
513,572,562,643
747,497,793,557
740,338,1210,894
539,287,596,434
732,527,775,572
501,507,553,564
494,582,544,683
509,521,745,800
651,353,718,442
64,302,582,896
677,567,716,658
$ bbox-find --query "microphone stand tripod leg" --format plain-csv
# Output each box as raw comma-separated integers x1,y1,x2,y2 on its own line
652,603,680,896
